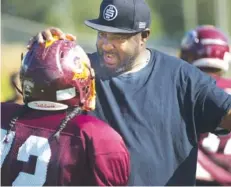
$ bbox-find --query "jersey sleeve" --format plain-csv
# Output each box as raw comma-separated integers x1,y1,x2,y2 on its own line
78,116,130,186
179,63,231,134
91,141,130,186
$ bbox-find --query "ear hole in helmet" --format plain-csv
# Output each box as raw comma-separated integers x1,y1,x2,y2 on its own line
60,51,64,59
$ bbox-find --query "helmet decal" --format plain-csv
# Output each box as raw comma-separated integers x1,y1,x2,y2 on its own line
20,40,96,111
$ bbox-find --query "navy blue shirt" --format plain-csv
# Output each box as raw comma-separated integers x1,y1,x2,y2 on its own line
88,49,231,185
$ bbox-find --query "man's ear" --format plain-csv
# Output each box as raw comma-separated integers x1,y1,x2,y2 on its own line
141,29,150,42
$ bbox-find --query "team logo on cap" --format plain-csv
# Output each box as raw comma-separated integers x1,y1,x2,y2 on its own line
103,5,118,21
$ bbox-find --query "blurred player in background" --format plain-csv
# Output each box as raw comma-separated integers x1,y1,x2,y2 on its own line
179,25,231,186
1,39,130,186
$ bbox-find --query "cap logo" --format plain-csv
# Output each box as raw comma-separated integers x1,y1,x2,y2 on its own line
103,5,118,21
139,22,146,29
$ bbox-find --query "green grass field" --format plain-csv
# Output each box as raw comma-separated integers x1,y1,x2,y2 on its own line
1,44,231,102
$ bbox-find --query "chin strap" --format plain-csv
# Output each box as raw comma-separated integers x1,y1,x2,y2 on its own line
11,70,23,96
12,79,23,96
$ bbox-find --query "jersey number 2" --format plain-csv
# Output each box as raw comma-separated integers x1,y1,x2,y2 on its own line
1,129,51,186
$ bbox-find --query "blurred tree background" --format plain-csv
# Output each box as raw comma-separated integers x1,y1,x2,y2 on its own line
1,0,231,101
2,0,230,42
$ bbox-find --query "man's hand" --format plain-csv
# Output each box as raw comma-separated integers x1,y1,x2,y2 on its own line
27,27,76,49
220,109,231,131
25,27,95,77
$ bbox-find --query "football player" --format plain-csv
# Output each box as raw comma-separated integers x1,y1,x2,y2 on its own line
179,25,231,186
1,39,130,186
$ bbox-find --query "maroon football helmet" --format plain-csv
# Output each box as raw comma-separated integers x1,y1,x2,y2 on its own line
179,25,230,72
20,38,96,111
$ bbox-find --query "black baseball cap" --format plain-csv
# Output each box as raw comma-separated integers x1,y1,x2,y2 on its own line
84,0,151,34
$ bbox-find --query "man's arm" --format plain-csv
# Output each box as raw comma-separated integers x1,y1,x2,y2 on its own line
220,109,231,130
180,62,231,134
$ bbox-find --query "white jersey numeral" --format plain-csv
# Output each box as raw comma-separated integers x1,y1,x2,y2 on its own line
202,133,220,153
0,129,52,186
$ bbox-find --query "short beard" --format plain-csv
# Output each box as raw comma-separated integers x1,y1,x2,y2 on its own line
96,47,139,76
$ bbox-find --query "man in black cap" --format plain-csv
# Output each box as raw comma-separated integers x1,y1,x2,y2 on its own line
28,0,231,185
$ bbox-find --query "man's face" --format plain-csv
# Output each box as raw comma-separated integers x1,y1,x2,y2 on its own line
96,32,142,73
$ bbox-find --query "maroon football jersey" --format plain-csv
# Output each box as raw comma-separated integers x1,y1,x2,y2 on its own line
213,75,231,91
196,75,231,185
1,102,130,186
